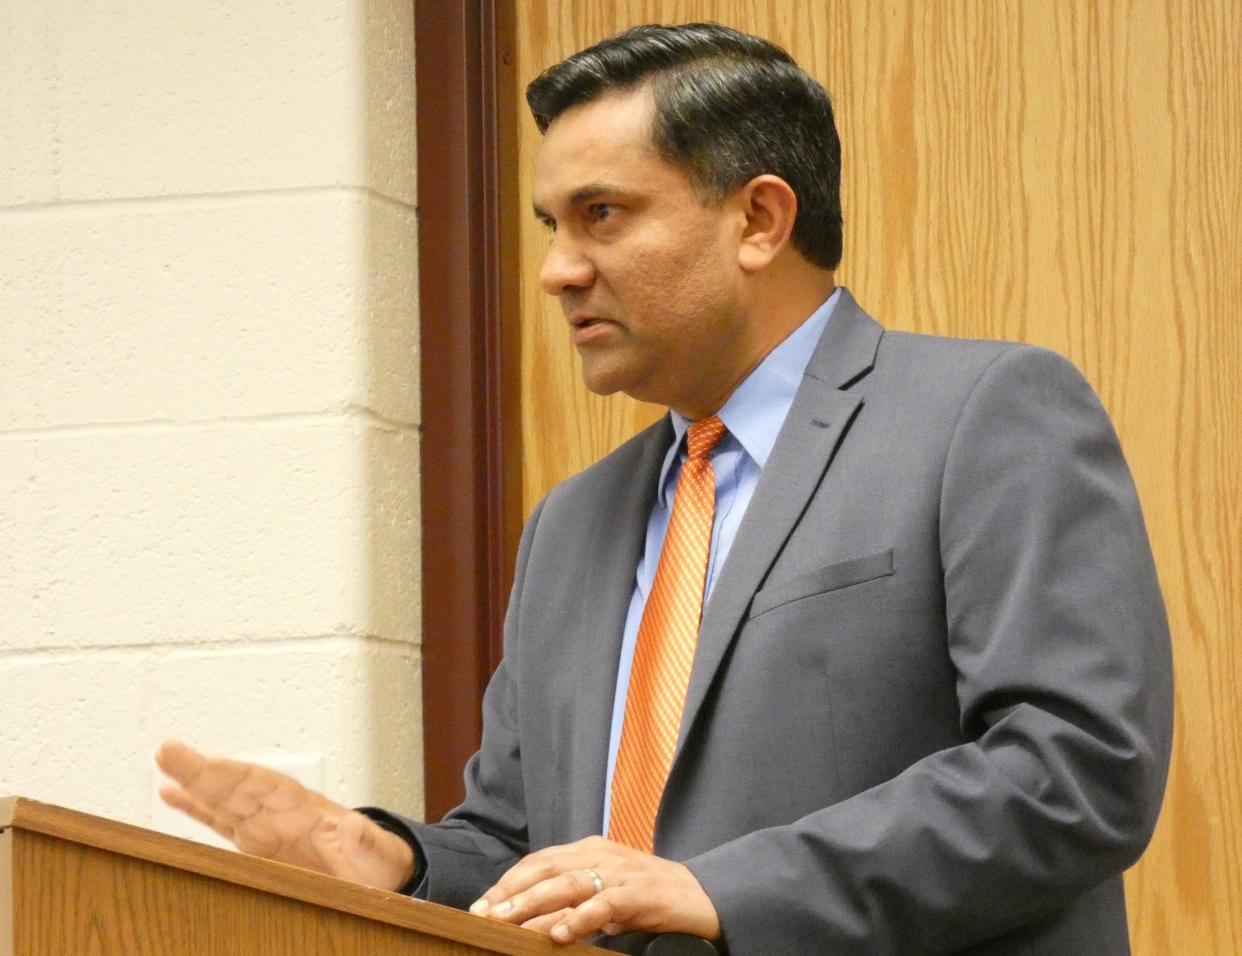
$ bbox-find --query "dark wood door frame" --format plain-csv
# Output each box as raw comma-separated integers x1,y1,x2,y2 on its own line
414,0,521,822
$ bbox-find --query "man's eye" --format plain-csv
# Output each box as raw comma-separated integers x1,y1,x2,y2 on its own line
588,203,615,224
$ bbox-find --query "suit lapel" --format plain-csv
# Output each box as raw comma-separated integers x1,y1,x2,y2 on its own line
675,290,884,757
566,416,673,835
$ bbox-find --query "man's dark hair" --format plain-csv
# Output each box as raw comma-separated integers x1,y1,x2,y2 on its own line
526,23,843,270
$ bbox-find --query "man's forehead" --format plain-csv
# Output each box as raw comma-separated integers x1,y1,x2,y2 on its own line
531,89,668,207
535,89,655,166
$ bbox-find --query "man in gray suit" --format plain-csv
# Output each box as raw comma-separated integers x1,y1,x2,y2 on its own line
158,24,1173,954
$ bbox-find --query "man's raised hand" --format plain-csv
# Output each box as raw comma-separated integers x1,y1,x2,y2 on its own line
155,740,415,892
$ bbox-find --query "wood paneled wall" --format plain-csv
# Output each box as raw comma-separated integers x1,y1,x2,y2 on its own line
511,3,1241,952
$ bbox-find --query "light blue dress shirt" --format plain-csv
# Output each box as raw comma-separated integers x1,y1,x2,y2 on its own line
601,288,841,832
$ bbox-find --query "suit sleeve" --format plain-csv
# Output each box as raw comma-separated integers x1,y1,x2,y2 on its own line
373,496,549,909
684,346,1174,953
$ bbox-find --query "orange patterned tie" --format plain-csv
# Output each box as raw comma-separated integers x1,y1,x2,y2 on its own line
608,415,727,853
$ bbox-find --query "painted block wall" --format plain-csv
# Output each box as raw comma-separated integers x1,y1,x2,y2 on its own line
0,0,423,835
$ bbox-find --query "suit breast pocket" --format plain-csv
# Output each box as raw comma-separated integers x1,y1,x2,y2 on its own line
747,548,895,619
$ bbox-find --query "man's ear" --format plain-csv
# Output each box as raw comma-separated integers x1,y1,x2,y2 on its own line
736,175,798,272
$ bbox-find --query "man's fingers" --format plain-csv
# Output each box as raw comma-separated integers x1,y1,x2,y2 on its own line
476,836,616,909
471,839,720,942
157,742,306,855
550,890,631,943
158,782,215,826
156,738,246,804
477,868,601,925
157,740,298,816
158,783,235,841
157,781,193,813
154,739,207,787
472,855,561,912
521,907,574,934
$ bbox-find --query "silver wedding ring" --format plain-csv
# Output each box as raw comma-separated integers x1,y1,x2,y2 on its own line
583,867,604,895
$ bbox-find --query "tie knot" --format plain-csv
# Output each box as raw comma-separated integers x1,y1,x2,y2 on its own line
686,416,726,461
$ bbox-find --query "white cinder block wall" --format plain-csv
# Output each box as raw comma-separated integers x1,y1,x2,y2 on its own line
0,1,423,835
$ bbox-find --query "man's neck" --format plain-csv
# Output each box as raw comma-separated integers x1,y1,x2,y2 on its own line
671,277,837,420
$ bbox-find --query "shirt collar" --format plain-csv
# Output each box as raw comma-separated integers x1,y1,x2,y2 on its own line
658,288,841,505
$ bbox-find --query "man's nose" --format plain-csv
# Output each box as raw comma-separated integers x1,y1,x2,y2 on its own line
539,234,595,296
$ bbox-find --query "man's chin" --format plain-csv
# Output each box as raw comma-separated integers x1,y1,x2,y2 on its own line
579,371,627,398
577,356,667,406
577,358,633,398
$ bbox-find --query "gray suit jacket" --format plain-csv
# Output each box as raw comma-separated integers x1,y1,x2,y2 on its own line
398,290,1173,954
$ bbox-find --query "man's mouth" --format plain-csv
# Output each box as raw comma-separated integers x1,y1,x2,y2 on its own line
568,314,614,344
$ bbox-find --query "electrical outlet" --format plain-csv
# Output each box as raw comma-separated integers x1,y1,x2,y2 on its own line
151,751,324,850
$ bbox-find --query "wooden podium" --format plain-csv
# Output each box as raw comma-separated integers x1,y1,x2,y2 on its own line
0,796,604,955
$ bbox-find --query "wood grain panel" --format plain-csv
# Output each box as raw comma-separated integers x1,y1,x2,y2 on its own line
0,830,13,956
10,831,489,955
513,2,1241,952
1124,2,1242,953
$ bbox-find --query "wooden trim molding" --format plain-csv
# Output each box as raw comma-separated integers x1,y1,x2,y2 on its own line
414,1,521,822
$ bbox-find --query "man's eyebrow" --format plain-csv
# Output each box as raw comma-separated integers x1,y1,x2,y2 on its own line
532,184,629,220
569,185,612,205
